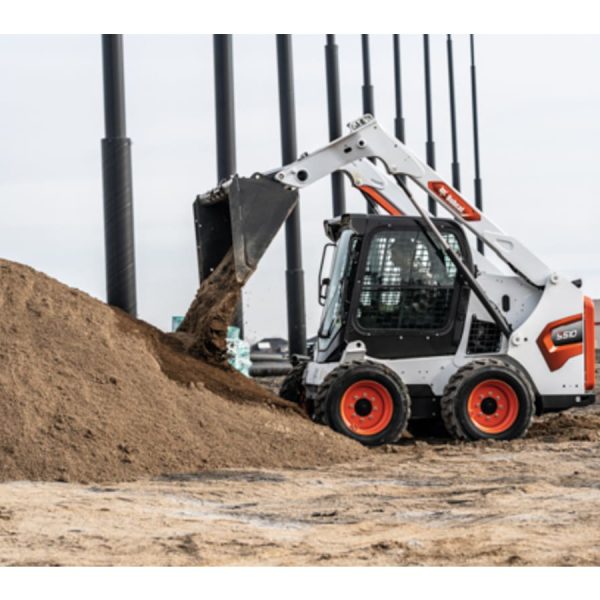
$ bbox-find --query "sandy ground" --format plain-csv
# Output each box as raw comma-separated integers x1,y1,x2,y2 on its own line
2,260,598,566
1,404,599,566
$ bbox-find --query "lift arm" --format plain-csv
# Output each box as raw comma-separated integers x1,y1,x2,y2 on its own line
273,115,552,288
322,142,513,338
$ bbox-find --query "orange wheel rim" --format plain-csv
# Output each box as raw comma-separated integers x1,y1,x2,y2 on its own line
467,379,519,434
340,380,394,436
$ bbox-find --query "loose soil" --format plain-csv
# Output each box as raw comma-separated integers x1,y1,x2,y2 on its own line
0,259,364,483
1,404,599,566
1,258,600,565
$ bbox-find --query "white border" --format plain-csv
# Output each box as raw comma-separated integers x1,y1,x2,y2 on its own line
2,0,600,34
2,566,600,598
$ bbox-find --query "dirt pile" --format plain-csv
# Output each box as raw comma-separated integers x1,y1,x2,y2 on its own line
0,259,364,483
527,363,600,442
528,409,600,442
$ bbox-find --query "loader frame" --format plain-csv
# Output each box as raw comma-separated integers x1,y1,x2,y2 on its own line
194,114,596,426
268,115,594,404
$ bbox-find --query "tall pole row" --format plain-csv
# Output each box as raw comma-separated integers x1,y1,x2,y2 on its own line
101,34,137,316
423,34,437,215
325,34,346,216
446,34,461,191
470,34,484,254
276,35,307,357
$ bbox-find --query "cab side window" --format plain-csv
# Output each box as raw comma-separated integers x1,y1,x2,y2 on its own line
357,229,461,331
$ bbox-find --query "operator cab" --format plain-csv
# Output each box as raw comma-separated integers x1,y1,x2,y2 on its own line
316,214,473,364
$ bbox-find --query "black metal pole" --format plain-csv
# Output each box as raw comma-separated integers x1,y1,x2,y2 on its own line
101,34,137,316
447,34,461,191
213,34,244,335
325,34,346,216
276,35,307,356
361,34,375,117
393,34,407,189
393,34,405,144
470,34,484,254
214,35,237,184
361,34,377,213
423,34,437,215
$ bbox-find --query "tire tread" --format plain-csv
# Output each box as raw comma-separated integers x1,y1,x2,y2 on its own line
441,357,535,441
279,363,307,405
314,360,411,444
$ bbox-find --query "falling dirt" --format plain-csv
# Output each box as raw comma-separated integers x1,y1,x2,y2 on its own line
0,258,364,483
176,251,241,365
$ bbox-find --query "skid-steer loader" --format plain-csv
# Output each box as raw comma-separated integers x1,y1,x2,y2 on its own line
193,115,596,446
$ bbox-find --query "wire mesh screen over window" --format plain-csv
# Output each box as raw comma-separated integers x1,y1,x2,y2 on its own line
358,230,461,330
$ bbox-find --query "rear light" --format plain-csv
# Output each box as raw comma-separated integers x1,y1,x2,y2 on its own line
584,296,596,391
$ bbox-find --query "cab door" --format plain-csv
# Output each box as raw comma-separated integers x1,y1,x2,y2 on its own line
346,219,472,359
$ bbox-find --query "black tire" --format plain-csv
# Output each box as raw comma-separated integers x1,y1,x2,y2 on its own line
279,362,312,415
279,363,307,405
406,418,449,439
441,358,535,441
314,361,411,446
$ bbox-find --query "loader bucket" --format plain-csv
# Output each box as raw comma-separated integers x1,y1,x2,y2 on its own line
193,175,299,285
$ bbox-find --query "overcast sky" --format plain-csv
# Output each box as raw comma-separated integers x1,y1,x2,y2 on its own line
1,34,599,342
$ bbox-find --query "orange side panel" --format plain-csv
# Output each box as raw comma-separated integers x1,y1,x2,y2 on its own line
584,296,596,391
536,313,583,372
358,185,403,216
